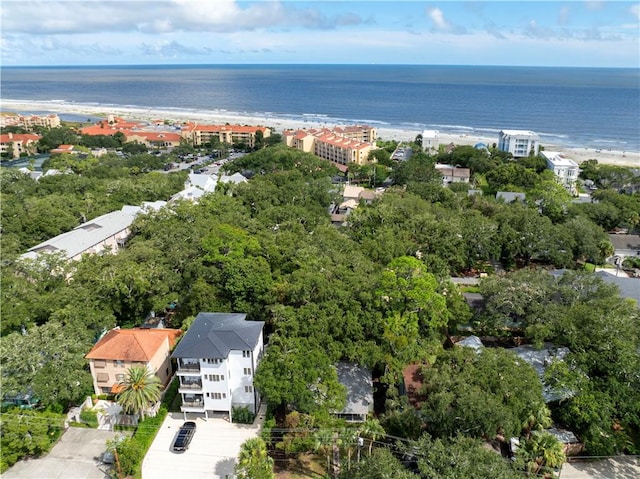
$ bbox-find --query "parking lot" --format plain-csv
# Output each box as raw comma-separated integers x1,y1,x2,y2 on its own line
142,411,264,479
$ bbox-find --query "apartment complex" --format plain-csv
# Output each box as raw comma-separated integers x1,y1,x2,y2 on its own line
0,132,41,159
284,125,376,170
85,327,182,395
541,151,579,193
0,114,60,131
171,312,264,420
181,123,271,148
497,130,540,158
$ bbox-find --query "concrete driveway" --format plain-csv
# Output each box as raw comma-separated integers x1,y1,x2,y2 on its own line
559,456,640,479
142,410,264,479
3,427,126,479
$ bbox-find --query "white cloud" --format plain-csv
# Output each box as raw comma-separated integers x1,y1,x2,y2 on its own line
428,7,449,30
630,4,640,20
0,0,366,35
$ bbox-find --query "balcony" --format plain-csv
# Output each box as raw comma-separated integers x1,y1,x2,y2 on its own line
177,360,200,373
179,379,203,391
181,394,204,410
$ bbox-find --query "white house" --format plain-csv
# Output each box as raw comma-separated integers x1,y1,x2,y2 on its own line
421,130,440,154
498,130,540,158
541,151,579,193
171,312,264,420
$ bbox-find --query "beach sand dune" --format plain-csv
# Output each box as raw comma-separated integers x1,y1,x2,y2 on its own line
2,100,638,168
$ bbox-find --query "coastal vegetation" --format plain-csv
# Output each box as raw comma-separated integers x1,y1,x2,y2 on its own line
1,135,638,476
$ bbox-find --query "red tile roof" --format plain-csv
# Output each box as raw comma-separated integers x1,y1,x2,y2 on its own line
85,328,182,362
0,133,41,143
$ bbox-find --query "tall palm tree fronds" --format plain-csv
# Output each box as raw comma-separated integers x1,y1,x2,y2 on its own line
116,365,162,419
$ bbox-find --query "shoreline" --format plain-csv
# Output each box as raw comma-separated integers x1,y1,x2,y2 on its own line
2,99,638,168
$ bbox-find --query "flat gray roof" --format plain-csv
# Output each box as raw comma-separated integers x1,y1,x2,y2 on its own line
336,362,373,417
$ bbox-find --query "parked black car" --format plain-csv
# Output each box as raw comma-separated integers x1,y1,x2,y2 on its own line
171,421,196,452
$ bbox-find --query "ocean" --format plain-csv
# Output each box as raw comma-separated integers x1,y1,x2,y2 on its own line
1,64,639,152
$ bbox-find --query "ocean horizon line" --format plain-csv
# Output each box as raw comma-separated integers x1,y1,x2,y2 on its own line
2,63,638,71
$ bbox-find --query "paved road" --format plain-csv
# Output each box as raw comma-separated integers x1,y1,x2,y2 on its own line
142,409,265,479
3,427,126,479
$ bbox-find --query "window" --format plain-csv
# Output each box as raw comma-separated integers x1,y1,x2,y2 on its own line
206,358,222,364
206,374,224,381
244,386,253,393
96,373,109,383
114,360,124,367
115,374,125,381
165,367,169,376
243,368,251,376
242,350,251,358
94,360,106,369
209,392,224,400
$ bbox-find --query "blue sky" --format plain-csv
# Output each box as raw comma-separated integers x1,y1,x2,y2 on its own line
1,1,638,67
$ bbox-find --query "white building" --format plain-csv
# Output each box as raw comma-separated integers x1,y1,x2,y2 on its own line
421,130,440,154
541,151,579,193
171,312,264,420
20,202,165,262
498,130,540,158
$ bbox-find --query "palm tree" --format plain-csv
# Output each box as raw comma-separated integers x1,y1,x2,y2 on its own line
235,437,274,479
517,431,566,476
360,418,385,456
116,365,161,420
313,429,334,475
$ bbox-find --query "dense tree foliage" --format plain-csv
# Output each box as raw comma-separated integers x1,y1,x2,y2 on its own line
479,269,640,454
1,139,638,474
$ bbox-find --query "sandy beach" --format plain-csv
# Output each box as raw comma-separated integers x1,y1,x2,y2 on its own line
2,99,638,168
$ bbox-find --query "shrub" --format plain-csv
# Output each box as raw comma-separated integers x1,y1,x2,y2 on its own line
232,406,255,424
116,437,145,476
80,409,99,428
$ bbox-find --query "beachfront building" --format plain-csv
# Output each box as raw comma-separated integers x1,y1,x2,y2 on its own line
497,130,540,158
181,123,271,148
20,202,166,262
331,125,377,143
0,132,41,159
421,130,440,154
171,312,264,420
0,114,60,131
125,131,182,149
284,126,375,171
541,151,579,194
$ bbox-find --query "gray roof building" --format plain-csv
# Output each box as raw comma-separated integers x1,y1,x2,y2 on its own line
20,203,165,261
334,362,373,422
171,313,264,359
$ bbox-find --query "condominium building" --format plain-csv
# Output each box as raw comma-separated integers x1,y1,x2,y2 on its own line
181,123,271,148
497,130,540,158
284,126,374,170
541,151,579,193
171,312,264,420
331,125,377,143
0,114,60,131
0,132,41,159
